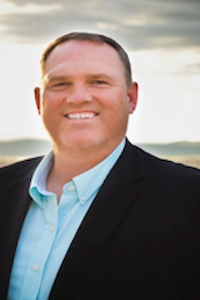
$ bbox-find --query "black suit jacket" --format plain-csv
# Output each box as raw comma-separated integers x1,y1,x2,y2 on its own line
1,141,200,299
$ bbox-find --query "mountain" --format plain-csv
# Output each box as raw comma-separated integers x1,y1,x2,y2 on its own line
0,139,51,157
138,141,200,157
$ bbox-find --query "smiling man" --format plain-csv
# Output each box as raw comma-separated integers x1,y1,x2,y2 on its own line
1,32,200,300
34,37,137,199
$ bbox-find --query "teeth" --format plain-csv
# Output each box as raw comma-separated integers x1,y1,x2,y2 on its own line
67,113,95,119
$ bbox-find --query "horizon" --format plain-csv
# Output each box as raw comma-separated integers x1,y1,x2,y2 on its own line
1,136,200,170
1,137,200,146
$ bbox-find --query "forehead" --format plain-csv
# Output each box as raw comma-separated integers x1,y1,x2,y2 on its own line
44,40,125,75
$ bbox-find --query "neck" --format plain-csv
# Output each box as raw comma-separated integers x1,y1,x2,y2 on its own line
46,142,121,201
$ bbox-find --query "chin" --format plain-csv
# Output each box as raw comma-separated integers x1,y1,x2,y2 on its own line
60,136,101,150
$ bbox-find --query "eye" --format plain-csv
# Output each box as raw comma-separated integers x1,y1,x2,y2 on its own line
51,81,72,89
92,80,107,85
55,82,68,86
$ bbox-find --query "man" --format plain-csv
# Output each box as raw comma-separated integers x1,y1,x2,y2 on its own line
0,32,200,300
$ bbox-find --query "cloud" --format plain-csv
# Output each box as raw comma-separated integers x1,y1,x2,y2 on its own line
0,0,200,51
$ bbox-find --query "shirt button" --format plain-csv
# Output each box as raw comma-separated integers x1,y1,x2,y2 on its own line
49,225,54,232
33,264,39,271
68,185,76,192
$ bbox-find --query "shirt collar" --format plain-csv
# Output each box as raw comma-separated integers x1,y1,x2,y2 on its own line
29,139,125,207
73,138,125,205
29,151,54,206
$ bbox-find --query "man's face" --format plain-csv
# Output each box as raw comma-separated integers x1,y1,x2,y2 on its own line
35,40,137,153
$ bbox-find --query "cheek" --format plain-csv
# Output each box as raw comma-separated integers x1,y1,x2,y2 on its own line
109,95,130,115
99,93,129,118
42,92,61,111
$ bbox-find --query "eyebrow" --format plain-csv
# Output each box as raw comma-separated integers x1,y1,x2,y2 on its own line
87,74,113,80
45,73,114,83
44,75,69,83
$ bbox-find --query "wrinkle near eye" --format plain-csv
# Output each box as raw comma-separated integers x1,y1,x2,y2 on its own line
92,80,107,84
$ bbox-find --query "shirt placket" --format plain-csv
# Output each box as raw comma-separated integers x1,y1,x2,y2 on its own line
19,195,58,300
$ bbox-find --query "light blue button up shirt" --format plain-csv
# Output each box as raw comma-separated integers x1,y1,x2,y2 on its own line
8,139,125,300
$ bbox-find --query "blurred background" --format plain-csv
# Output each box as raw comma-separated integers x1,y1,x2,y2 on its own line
0,0,200,167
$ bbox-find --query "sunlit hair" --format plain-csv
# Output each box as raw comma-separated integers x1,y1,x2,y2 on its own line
40,32,132,86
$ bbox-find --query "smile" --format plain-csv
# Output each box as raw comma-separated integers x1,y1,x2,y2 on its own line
67,112,97,119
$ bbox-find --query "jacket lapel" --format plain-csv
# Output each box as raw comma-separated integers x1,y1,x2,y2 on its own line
0,157,42,298
50,141,145,299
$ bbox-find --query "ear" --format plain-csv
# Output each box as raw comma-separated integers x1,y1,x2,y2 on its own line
127,82,138,114
34,87,41,114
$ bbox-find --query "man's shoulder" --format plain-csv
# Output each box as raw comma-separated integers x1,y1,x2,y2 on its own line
125,141,200,181
0,156,43,181
142,147,200,175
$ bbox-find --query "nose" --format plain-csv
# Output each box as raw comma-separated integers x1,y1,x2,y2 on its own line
66,83,92,104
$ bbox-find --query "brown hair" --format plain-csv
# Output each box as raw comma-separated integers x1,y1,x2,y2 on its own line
40,32,132,86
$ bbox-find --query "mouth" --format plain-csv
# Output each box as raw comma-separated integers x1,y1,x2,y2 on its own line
66,112,97,120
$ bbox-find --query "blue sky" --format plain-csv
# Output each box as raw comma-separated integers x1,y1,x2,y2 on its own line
0,0,200,143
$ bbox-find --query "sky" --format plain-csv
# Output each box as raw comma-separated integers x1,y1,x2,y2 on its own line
0,0,200,144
